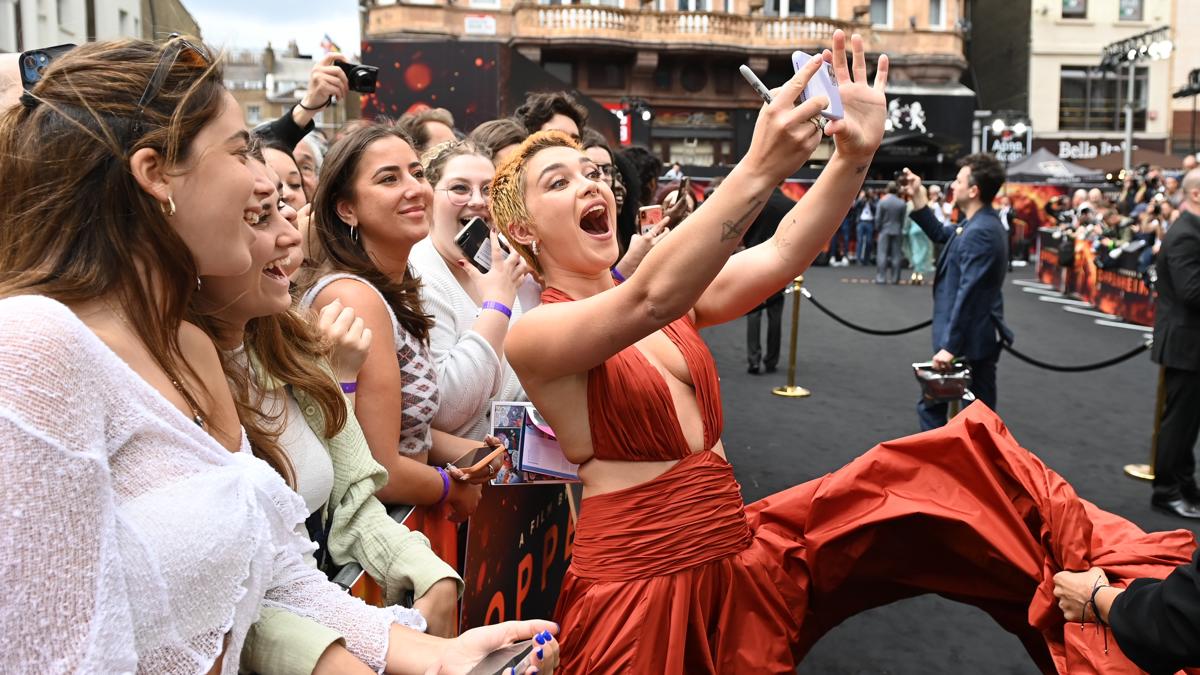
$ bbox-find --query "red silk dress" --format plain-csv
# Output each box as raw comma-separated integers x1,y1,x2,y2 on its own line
542,287,1199,675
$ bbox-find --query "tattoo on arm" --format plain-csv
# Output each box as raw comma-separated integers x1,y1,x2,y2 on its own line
719,197,765,243
855,164,868,175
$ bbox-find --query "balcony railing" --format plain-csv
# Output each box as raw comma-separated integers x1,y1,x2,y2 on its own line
513,4,852,49
368,2,861,51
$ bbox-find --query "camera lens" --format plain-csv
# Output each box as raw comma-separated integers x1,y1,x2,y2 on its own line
23,55,35,70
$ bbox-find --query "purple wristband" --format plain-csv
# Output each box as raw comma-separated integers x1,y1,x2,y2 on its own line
481,300,512,318
340,381,357,394
611,267,626,282
435,467,451,506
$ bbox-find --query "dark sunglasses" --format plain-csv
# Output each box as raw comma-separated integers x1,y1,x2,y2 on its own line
133,34,211,136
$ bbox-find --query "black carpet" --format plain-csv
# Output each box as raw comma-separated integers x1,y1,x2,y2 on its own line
700,263,1198,674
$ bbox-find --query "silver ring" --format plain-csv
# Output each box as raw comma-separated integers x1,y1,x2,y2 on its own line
810,116,825,132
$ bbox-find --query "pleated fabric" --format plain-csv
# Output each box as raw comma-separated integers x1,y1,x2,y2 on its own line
555,404,1198,675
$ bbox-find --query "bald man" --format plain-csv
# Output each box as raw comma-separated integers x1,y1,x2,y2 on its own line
1149,168,1200,518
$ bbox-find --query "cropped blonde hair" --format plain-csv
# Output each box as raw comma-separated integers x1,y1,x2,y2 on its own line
489,130,581,276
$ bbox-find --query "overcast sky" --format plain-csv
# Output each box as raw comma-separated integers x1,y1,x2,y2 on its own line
188,0,362,57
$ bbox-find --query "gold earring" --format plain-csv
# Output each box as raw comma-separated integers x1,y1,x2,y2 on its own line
160,195,176,217
531,240,540,256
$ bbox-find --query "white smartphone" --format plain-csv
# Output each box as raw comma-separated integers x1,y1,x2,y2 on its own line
791,50,844,120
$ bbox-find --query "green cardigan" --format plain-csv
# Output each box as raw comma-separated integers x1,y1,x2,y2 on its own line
241,376,462,675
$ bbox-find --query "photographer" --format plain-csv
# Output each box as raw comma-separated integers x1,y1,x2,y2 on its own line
903,159,1014,430
255,53,350,151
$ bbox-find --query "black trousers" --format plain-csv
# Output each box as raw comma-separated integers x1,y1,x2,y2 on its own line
747,294,785,369
1153,366,1200,501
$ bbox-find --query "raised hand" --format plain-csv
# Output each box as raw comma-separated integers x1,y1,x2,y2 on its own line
315,298,373,383
821,30,889,162
741,53,832,185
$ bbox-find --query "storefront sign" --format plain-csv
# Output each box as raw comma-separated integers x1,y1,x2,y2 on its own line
463,14,497,35
982,128,1033,163
1032,137,1168,160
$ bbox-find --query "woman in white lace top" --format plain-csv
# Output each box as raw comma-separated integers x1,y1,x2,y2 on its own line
0,38,556,674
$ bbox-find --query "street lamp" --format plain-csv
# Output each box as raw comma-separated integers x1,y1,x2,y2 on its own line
989,117,1031,193
992,119,1006,135
1099,25,1173,174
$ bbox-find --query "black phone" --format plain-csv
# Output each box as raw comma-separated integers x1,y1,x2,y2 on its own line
454,216,510,273
334,60,379,94
20,44,76,90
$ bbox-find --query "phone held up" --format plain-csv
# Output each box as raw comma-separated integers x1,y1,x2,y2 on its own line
454,216,512,274
638,205,664,235
20,44,75,90
790,50,844,121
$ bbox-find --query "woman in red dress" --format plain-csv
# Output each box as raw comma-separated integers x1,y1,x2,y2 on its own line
493,32,1196,675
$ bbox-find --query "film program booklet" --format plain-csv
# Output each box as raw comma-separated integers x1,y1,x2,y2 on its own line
490,401,580,484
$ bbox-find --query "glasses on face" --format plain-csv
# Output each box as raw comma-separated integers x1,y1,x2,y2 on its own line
437,183,491,206
133,34,211,136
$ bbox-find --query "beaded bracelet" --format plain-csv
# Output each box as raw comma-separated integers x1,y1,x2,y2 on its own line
482,300,512,318
340,382,357,395
435,467,451,506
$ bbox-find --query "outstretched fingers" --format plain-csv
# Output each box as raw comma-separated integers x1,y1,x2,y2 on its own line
852,33,868,84
776,51,826,109
829,29,851,84
873,53,890,92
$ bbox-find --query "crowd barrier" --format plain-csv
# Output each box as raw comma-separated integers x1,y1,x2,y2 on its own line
1035,229,1155,326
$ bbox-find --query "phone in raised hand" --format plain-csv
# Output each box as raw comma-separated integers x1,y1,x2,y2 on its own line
638,205,664,235
454,216,511,273
790,50,843,120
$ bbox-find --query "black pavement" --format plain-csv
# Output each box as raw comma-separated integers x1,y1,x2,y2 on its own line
701,263,1199,674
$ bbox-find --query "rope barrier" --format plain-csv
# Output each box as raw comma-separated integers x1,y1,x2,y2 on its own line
799,288,932,336
799,287,1152,373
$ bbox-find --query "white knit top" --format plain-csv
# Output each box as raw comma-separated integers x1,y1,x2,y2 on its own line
409,238,535,440
0,296,399,674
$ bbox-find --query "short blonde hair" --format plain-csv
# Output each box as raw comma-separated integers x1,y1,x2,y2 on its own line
489,130,580,277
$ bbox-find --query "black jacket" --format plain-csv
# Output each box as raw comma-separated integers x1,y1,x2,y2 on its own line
252,105,315,152
1110,549,1200,674
1152,209,1200,372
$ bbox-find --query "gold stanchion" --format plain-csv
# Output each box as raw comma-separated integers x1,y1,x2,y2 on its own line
773,276,811,398
1124,366,1164,481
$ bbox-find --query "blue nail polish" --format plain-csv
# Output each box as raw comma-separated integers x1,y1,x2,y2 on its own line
542,630,553,641
531,670,538,675
537,648,544,659
534,633,546,645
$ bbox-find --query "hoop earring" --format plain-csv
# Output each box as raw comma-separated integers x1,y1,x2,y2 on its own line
531,240,540,256
350,225,359,243
196,276,202,291
160,195,176,217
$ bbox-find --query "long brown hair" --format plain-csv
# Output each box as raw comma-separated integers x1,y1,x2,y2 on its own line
0,37,227,420
308,124,434,343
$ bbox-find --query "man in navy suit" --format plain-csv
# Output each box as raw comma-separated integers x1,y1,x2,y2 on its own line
904,155,1014,430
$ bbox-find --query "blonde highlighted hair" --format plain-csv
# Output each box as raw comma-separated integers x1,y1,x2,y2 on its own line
489,130,581,276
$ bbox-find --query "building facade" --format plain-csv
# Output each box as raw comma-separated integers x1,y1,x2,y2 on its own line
364,0,972,177
1168,1,1198,156
1,0,198,53
1027,0,1174,167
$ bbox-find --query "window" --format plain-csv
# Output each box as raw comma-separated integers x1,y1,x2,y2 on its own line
246,104,261,125
778,0,834,17
1062,0,1086,19
1059,65,1148,132
588,62,625,89
1118,0,1142,21
543,61,574,85
929,0,944,27
870,0,890,26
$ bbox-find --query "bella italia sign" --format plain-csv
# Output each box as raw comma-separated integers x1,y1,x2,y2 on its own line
1056,139,1126,160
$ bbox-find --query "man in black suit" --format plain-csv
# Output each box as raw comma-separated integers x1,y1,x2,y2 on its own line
1053,557,1200,674
1149,168,1200,519
905,155,1014,430
743,185,797,374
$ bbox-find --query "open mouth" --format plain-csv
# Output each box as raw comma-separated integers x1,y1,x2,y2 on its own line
262,254,290,282
580,203,610,236
244,210,263,227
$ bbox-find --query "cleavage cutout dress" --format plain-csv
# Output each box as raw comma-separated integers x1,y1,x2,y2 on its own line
540,286,1198,675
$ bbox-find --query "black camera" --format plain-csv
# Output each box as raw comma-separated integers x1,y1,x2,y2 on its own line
335,61,378,94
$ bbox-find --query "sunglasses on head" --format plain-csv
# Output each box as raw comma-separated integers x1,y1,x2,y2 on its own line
132,34,211,136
